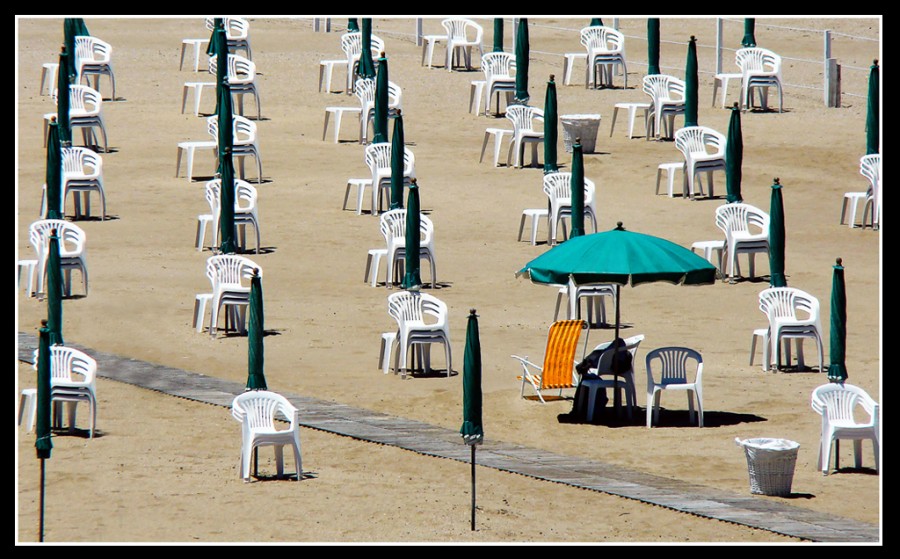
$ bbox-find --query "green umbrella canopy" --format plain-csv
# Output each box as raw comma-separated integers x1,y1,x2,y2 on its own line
372,53,389,144
492,18,504,52
514,18,529,103
358,18,376,80
460,309,484,445
590,18,604,27
348,18,360,32
647,18,660,76
827,258,848,384
246,269,267,390
768,178,787,287
866,60,879,155
569,140,585,239
401,180,422,290
741,18,757,48
684,35,699,127
44,120,63,221
389,109,405,211
206,17,221,57
725,102,744,204
543,75,559,174
35,323,53,459
47,230,64,346
216,23,236,255
56,46,71,145
63,18,89,80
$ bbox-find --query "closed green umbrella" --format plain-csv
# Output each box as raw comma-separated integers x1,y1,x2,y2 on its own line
725,102,744,203
56,46,71,145
35,321,53,541
866,60,879,155
47,230,64,346
460,308,484,531
401,179,422,291
492,18,504,52
517,222,718,341
44,119,63,221
347,18,359,32
389,109,405,210
215,20,237,255
741,18,757,48
827,258,848,384
514,18,529,104
590,18,604,27
684,35,699,127
372,52,389,144
768,178,787,288
569,140,585,239
358,18,376,80
64,18,89,82
543,75,558,174
647,18,660,75
246,269,267,390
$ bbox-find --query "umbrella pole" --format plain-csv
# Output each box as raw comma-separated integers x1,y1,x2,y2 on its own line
39,458,46,542
254,447,258,479
614,284,621,340
470,445,476,531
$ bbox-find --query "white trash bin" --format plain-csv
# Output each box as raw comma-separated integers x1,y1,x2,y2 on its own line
735,437,800,496
560,114,601,153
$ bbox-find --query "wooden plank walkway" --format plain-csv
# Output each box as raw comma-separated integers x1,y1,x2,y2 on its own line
17,332,879,543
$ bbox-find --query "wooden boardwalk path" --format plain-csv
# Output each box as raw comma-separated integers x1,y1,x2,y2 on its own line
17,333,879,543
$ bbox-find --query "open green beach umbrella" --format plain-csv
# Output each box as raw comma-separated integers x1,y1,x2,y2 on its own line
389,109,405,210
741,18,757,48
35,322,53,541
44,120,63,221
647,18,660,76
590,18,604,27
63,18,89,81
460,308,484,531
47,230,64,346
569,140,585,239
492,18,504,52
246,269,267,390
768,178,787,288
827,258,848,383
358,18,376,80
866,60,879,155
372,52,389,144
56,46,71,145
543,75,558,174
725,102,744,203
684,36,699,127
347,18,360,33
215,22,237,255
514,18,529,104
401,180,422,290
517,222,717,340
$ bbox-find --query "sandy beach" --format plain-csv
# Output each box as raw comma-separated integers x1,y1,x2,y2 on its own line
16,16,881,544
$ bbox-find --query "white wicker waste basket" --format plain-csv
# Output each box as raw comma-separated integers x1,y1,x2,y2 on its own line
735,437,800,497
560,114,601,153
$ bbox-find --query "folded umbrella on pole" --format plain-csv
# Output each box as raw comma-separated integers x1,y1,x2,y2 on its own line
492,18,504,52
725,102,744,203
684,36,699,127
401,179,422,291
35,321,53,542
246,269,267,390
390,109,405,210
768,178,787,288
358,18,376,80
460,308,484,532
827,258,848,384
44,119,63,221
47,230,65,346
569,140,585,239
741,18,757,48
56,46,72,145
372,52,389,144
514,18,529,104
64,18,90,81
543,75,558,174
647,18,660,76
866,60,879,155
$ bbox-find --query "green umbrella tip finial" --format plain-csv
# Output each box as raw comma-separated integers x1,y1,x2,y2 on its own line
690,35,696,42
836,257,843,267
549,74,555,82
41,318,48,327
253,267,260,277
733,101,739,109
395,108,401,116
616,221,624,230
469,308,477,317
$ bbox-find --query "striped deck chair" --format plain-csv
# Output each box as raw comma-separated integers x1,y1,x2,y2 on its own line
511,320,586,402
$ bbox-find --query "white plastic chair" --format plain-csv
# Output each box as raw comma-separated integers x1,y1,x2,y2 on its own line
28,219,88,297
714,203,769,281
74,35,116,100
737,47,784,112
208,53,262,119
361,81,402,144
206,17,252,59
231,391,302,482
505,105,544,168
387,290,451,376
642,74,685,141
363,142,416,216
846,153,880,230
811,383,879,475
584,334,645,419
645,346,704,428
379,208,437,288
674,126,727,199
542,172,598,245
202,179,261,254
61,146,106,220
442,18,484,72
554,276,617,329
758,287,824,372
32,345,98,438
341,31,385,93
580,26,627,89
480,52,516,116
207,114,263,184
205,254,261,336
45,84,109,152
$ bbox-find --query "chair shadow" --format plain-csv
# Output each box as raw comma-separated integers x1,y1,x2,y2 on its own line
247,471,317,482
401,368,457,379
52,426,102,439
69,214,120,223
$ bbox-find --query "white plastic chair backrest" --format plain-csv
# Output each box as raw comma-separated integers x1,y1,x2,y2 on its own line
675,126,726,158
443,18,483,43
225,17,249,40
341,32,385,61
29,219,86,258
379,209,431,245
580,26,624,55
232,390,296,429
543,172,596,207
642,74,685,104
74,36,111,65
207,115,257,146
208,54,255,84
646,346,702,386
481,51,516,81
206,179,257,213
860,154,880,194
365,143,415,178
715,203,769,238
388,290,447,327
736,47,781,77
206,254,260,289
810,383,878,424
56,84,102,115
505,105,544,133
61,146,102,179
758,287,819,324
32,345,97,388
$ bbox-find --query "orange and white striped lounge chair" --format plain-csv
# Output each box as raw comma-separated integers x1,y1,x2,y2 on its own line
511,319,586,402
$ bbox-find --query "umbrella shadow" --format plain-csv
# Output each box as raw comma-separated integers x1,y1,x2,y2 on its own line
68,214,120,223
52,426,103,439
399,367,457,379
558,407,767,428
